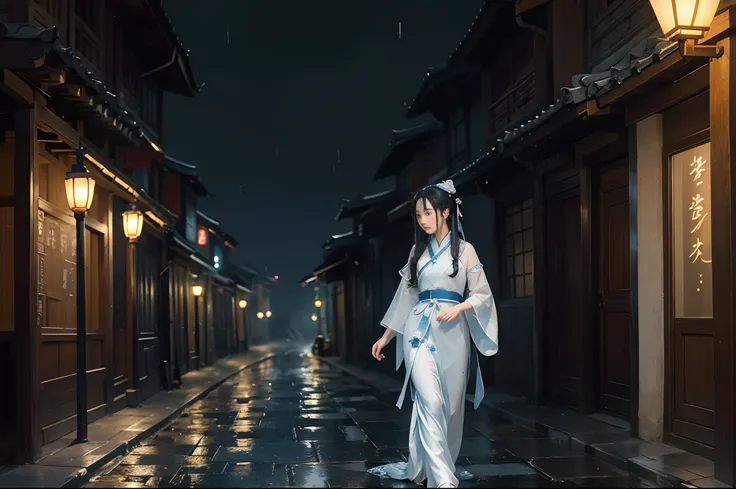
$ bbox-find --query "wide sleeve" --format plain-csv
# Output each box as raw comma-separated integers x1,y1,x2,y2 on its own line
462,243,499,357
380,245,419,336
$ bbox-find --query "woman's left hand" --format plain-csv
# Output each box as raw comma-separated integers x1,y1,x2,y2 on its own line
436,305,460,322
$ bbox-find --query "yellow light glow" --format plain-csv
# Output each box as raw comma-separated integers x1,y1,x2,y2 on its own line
192,285,204,297
266,310,272,318
122,208,144,242
314,299,323,308
238,299,247,309
311,314,318,322
649,0,720,40
64,169,96,214
257,311,264,319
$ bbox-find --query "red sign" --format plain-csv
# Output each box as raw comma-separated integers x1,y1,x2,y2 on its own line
197,227,208,246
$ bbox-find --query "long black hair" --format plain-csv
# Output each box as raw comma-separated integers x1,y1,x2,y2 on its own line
408,185,460,288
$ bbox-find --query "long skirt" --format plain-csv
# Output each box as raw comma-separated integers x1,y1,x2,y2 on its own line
369,318,471,487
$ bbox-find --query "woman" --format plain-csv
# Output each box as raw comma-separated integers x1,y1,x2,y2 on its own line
368,180,498,488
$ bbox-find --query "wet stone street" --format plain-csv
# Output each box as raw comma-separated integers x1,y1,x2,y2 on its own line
83,352,654,488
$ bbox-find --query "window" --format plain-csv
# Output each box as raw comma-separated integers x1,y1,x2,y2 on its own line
671,142,712,318
503,199,534,298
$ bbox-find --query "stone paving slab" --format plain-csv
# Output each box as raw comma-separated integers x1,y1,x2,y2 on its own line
0,341,297,488
76,350,661,488
320,354,721,488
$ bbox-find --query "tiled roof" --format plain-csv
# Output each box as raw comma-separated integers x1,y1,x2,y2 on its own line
449,38,679,182
447,0,495,65
335,189,396,221
374,120,441,179
145,0,201,94
404,64,470,118
164,154,210,197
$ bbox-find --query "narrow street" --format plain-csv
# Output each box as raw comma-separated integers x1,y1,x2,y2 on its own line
82,351,655,488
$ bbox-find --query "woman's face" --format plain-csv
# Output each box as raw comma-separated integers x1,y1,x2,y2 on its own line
415,198,448,235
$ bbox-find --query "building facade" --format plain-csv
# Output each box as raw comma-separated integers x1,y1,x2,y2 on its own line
0,0,262,465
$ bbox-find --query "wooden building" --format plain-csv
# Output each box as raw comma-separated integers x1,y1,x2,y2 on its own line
0,0,258,465
412,0,736,483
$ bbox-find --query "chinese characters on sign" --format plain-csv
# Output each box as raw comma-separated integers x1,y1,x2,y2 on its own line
688,155,711,268
672,143,713,319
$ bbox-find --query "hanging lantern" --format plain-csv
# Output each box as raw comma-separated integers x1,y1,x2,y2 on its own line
257,311,264,319
649,0,720,41
265,310,272,318
122,206,144,242
192,284,204,297
238,299,247,309
314,299,323,308
64,151,96,214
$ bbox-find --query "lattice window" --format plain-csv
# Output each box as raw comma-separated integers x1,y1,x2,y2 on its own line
503,199,534,299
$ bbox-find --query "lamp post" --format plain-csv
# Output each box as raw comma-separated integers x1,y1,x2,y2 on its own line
192,279,204,369
313,295,324,356
122,204,144,408
64,148,96,443
648,0,723,57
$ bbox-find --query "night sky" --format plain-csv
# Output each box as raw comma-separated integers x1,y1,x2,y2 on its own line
162,0,485,332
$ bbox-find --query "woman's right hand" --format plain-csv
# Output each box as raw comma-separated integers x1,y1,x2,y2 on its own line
372,335,390,362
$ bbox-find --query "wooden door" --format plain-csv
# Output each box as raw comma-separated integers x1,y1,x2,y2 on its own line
135,231,162,401
333,280,346,360
596,161,631,416
665,140,715,452
38,208,108,443
544,173,584,409
169,263,189,380
111,198,129,411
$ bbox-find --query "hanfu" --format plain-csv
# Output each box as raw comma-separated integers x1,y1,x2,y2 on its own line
368,233,498,487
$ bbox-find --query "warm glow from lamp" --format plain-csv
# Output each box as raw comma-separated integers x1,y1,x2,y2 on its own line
64,157,96,214
649,0,720,40
192,285,204,297
238,299,247,309
311,314,318,322
122,207,144,242
266,310,272,318
314,299,323,308
257,311,264,319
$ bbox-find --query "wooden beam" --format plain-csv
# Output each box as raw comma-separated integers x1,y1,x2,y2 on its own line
0,69,34,106
37,105,79,148
711,32,736,485
625,64,709,126
14,105,40,463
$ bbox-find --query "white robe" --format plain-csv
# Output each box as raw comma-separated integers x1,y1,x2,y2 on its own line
368,235,499,487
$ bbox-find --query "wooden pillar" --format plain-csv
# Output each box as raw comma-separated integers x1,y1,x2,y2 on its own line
627,123,640,439
531,172,546,407
578,162,597,414
14,107,40,463
710,32,736,485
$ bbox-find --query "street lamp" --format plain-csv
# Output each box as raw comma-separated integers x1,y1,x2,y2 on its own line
192,278,204,369
122,205,144,242
64,148,96,444
649,0,723,57
312,290,325,356
122,203,144,408
238,299,247,309
257,311,264,319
